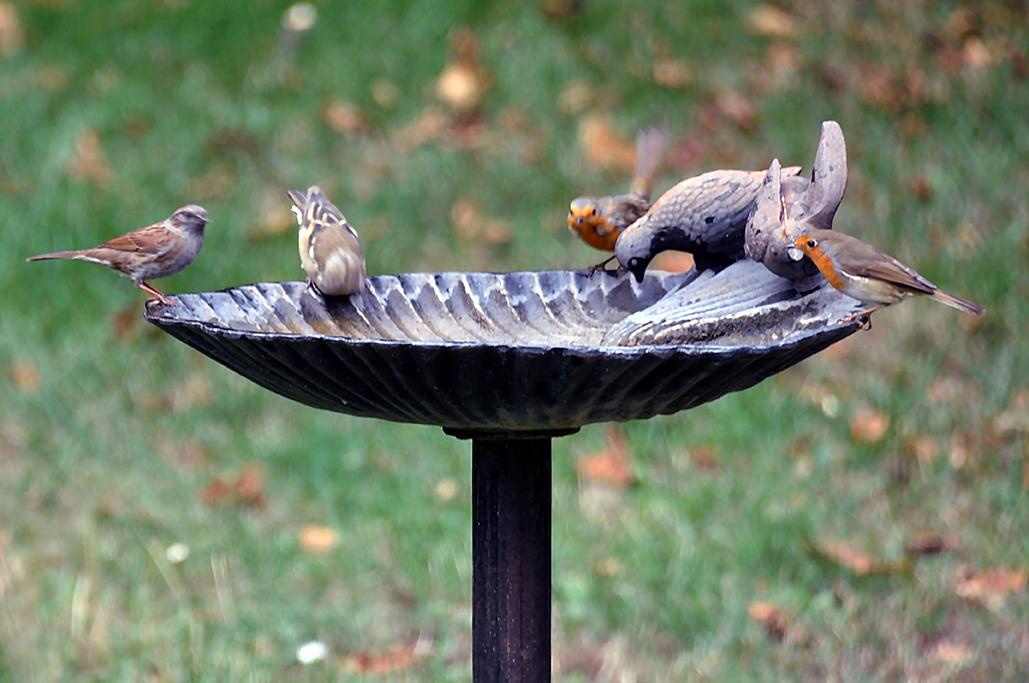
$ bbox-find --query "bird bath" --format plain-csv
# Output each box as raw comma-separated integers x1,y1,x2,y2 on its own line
146,263,860,682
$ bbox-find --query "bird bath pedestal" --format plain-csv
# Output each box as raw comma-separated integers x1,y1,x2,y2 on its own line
146,265,858,682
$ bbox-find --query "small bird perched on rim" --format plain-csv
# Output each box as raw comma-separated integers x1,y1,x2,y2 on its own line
287,185,366,297
615,165,803,282
790,229,984,323
568,128,666,271
27,205,208,306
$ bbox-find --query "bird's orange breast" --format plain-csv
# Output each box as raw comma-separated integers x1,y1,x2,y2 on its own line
805,245,846,291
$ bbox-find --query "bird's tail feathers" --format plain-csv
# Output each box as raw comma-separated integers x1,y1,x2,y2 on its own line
931,289,984,316
630,128,666,198
27,249,109,266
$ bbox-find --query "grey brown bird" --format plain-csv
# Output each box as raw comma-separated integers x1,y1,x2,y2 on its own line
791,229,984,322
614,165,802,282
27,205,208,306
287,185,366,297
568,128,666,269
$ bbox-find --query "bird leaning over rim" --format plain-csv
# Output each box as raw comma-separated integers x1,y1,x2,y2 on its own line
568,128,666,272
287,185,367,297
27,205,208,306
790,229,984,325
614,165,803,282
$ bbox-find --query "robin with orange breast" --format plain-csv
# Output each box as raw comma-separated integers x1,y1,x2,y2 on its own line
568,128,665,270
790,229,984,323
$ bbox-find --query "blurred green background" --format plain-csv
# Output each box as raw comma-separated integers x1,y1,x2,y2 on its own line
1,1,1026,680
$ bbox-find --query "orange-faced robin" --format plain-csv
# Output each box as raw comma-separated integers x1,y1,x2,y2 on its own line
615,165,802,281
746,121,848,280
27,205,208,306
568,128,665,269
287,185,366,297
791,229,984,321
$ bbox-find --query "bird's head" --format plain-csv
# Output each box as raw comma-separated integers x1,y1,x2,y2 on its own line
790,230,836,263
614,219,659,283
170,205,209,233
567,197,609,235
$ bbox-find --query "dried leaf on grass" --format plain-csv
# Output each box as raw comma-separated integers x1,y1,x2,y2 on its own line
0,2,24,56
247,187,297,241
9,359,40,394
201,463,266,509
436,28,490,113
652,58,692,89
450,197,512,245
809,538,910,576
931,639,973,665
746,5,797,39
393,107,448,151
343,638,426,675
66,130,111,187
747,601,788,642
576,425,635,488
322,98,371,135
578,115,636,173
905,532,955,556
299,525,339,553
954,567,1026,611
850,408,890,444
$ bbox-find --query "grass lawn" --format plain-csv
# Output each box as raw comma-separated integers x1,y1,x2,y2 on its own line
1,1,1025,680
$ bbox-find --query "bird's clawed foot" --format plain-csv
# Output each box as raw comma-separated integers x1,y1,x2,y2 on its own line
587,255,622,276
137,281,174,307
839,307,881,329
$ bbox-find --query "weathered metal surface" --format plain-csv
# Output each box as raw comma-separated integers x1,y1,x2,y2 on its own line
472,439,551,682
145,269,859,432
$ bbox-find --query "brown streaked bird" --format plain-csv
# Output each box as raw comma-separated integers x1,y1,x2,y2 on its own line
568,128,665,270
27,205,208,306
287,185,366,297
790,229,984,323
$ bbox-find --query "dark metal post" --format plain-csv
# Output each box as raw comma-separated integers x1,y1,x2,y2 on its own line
472,437,552,683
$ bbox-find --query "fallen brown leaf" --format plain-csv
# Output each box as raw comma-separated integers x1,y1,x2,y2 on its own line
558,80,594,114
932,638,972,666
66,129,111,187
538,0,583,20
371,79,398,108
905,532,954,557
9,359,40,394
393,107,448,151
434,478,459,502
0,2,24,56
911,174,934,202
954,567,1026,611
343,640,422,675
578,115,636,173
167,373,213,412
110,305,141,343
688,445,721,472
909,436,939,464
299,524,340,553
810,538,909,576
850,408,890,444
652,58,692,89
576,425,635,487
714,90,758,131
248,187,296,241
201,463,266,509
747,5,797,39
322,98,370,135
748,601,788,642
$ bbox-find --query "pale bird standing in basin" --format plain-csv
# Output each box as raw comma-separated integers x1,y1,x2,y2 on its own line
287,185,366,297
27,204,208,306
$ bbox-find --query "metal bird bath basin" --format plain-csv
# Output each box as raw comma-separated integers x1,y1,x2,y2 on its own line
146,263,859,682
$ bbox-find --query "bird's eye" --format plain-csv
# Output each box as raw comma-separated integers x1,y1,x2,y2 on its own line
590,208,597,216
807,239,817,249
629,257,640,267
